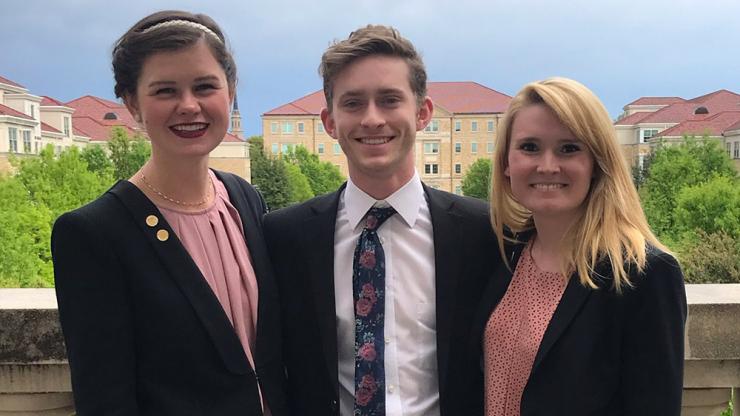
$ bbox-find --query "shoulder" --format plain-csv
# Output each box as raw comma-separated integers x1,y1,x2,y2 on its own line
54,185,121,232
426,186,489,218
264,190,339,228
622,245,685,302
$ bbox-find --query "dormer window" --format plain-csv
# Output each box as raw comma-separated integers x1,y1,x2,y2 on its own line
694,106,709,115
103,112,118,120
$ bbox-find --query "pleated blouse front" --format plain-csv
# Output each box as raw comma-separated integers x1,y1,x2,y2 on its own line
484,243,567,416
157,171,260,372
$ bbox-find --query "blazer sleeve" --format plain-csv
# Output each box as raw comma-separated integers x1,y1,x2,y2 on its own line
621,251,687,415
52,210,139,415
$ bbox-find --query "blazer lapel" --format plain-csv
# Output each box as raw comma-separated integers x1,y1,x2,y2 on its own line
531,272,591,372
303,188,343,394
425,186,464,395
109,180,250,375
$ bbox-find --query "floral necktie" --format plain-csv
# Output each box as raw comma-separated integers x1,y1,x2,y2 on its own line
352,205,396,416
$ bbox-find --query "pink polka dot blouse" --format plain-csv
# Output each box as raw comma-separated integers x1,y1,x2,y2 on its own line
483,243,567,416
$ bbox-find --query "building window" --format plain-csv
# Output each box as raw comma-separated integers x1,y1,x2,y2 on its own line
455,185,462,195
271,122,279,134
641,129,659,142
454,121,461,132
281,144,290,154
727,142,733,157
35,141,40,154
424,142,439,154
333,143,341,155
318,143,325,154
424,163,439,175
734,141,740,159
471,142,478,153
298,122,305,133
29,105,35,119
471,121,478,132
282,122,293,134
487,120,495,132
454,142,462,153
455,163,462,174
22,130,31,153
424,120,439,133
487,142,494,153
271,143,279,154
8,127,18,153
318,123,324,133
64,117,70,136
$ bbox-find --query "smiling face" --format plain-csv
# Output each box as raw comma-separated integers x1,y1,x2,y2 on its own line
321,55,432,195
124,39,232,161
505,104,595,224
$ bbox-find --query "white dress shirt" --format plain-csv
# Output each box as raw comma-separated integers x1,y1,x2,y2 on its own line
334,172,440,416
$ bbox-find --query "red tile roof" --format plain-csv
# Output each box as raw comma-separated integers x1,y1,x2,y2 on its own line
656,111,740,138
41,96,67,107
223,132,245,142
66,95,138,127
726,120,740,133
634,90,740,124
614,111,653,126
263,82,512,116
40,122,62,133
0,103,33,120
627,97,684,106
0,75,25,88
71,115,137,142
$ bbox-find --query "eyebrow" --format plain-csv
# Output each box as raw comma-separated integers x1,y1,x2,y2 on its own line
338,87,405,99
146,75,222,89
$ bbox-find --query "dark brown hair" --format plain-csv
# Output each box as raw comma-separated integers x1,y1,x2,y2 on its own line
112,10,236,99
319,25,427,110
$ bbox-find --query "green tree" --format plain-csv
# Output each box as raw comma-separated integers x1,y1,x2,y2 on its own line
248,136,291,210
640,136,736,241
0,177,54,287
80,145,114,178
284,162,314,204
13,145,112,221
285,146,345,195
461,158,492,200
679,230,740,284
674,175,740,238
107,127,151,180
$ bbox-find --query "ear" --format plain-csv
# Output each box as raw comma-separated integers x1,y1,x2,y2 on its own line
504,165,510,177
415,96,434,131
320,107,337,139
123,94,142,123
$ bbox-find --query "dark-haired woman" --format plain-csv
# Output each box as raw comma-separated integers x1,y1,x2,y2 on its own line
52,11,287,415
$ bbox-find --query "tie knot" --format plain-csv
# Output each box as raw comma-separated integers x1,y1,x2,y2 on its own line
363,206,396,231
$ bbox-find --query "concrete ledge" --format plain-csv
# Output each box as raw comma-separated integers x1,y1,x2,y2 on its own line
1,285,740,415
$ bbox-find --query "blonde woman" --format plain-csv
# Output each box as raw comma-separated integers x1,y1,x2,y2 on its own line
472,78,686,415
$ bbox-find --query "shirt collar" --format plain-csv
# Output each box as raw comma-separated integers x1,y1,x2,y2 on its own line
345,172,425,230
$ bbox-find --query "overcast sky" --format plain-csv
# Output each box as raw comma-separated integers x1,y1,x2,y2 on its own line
3,0,739,137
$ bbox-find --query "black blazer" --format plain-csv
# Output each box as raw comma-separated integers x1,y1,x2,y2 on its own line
52,171,288,416
471,231,687,416
263,184,500,416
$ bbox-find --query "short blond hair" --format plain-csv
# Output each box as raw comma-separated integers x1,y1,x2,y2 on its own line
319,24,427,110
490,77,670,291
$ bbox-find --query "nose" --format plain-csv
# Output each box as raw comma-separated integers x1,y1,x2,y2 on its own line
177,91,200,115
536,151,561,174
360,103,385,129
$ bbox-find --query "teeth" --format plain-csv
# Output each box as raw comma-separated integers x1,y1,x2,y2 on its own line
172,123,207,131
532,184,565,190
358,137,391,145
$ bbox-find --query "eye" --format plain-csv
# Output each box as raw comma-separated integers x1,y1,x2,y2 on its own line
561,143,582,153
341,99,363,110
380,96,401,106
195,83,217,92
154,87,175,95
518,142,538,152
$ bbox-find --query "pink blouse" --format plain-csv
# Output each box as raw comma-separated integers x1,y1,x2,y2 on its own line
157,170,260,372
484,243,567,416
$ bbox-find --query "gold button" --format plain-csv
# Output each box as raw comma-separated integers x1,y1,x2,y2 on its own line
156,229,169,241
145,215,159,227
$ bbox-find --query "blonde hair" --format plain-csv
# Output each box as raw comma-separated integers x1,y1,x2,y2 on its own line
490,77,670,292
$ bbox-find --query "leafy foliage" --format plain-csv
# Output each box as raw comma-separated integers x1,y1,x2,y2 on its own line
679,230,740,284
248,136,291,210
284,146,344,196
107,127,151,180
674,176,740,238
461,158,492,200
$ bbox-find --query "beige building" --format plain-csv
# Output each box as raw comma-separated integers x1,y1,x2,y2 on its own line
615,89,740,170
262,82,511,194
1,74,250,179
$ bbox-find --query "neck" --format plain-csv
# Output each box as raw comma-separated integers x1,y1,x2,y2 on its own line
134,152,211,206
349,167,414,200
530,214,577,273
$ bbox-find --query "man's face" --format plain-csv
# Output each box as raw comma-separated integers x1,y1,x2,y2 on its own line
321,55,432,191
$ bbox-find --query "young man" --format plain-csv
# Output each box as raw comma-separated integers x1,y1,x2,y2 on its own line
264,25,499,416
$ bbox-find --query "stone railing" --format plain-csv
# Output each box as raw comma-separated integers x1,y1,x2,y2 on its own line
1,285,739,415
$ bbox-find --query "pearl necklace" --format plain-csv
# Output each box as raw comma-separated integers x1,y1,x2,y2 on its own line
140,173,211,207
